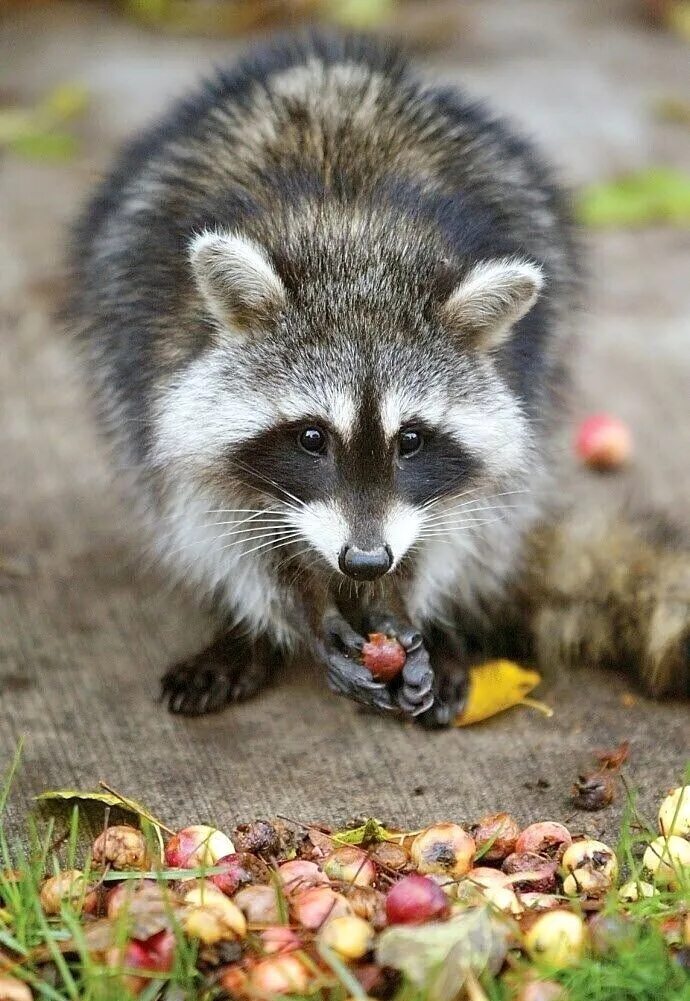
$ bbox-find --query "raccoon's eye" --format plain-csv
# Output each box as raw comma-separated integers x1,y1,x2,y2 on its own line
398,428,423,458
298,426,327,455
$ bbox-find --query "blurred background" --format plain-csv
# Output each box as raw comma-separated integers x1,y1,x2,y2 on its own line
0,1,688,835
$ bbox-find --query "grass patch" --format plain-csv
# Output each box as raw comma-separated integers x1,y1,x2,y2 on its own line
0,750,688,1000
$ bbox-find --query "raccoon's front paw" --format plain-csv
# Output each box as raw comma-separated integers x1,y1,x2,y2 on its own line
321,612,397,714
161,632,272,716
415,662,469,729
365,613,434,717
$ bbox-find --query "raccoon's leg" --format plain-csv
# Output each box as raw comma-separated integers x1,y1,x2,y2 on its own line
413,626,471,729
161,628,280,716
523,512,690,697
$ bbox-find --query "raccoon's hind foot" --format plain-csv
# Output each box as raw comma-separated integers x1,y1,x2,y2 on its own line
161,630,279,716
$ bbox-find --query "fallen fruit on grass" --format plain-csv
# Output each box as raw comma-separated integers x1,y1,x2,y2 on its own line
410,823,475,878
104,931,174,996
385,874,450,924
575,413,632,470
92,824,148,870
183,885,246,942
209,852,269,896
231,819,281,857
465,866,509,889
259,925,302,954
588,913,636,955
291,885,352,929
470,812,520,861
516,822,572,860
219,966,248,996
482,884,524,915
322,845,376,886
344,885,387,927
39,870,94,915
456,866,507,903
561,840,618,884
165,825,234,868
139,928,175,970
519,893,561,912
319,914,374,958
562,867,612,897
524,910,587,967
618,879,658,902
248,955,310,994
233,884,281,924
277,859,328,895
105,879,170,940
571,770,616,811
643,835,690,886
658,786,690,837
361,633,406,681
105,940,151,996
0,976,33,1001
502,853,558,893
369,841,409,871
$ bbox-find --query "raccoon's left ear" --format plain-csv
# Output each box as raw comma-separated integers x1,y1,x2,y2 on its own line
440,257,544,351
189,231,286,336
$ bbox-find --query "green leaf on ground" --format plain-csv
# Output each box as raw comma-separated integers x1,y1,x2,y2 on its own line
35,788,172,836
577,167,690,227
331,817,407,845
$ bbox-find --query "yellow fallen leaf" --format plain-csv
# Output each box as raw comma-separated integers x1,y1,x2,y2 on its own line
454,660,549,726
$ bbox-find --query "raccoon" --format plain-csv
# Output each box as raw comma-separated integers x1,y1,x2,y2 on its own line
69,32,689,726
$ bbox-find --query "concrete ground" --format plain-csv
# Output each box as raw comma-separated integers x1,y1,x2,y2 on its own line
0,1,688,839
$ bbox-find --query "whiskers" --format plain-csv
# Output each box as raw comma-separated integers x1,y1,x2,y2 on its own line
156,453,316,571
416,487,529,542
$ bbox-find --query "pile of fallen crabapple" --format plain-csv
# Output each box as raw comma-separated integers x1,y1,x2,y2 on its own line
3,785,689,1000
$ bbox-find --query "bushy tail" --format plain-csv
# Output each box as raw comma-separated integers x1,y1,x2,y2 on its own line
520,508,690,697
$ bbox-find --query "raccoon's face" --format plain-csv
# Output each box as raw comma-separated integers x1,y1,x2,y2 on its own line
154,230,543,582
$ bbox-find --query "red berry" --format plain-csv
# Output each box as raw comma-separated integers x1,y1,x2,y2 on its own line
385,874,449,925
139,929,175,973
502,852,558,893
361,633,406,681
515,822,572,860
575,414,632,471
470,812,520,861
164,825,234,868
209,852,268,896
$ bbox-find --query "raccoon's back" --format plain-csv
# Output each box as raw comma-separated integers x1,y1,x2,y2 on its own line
72,31,576,285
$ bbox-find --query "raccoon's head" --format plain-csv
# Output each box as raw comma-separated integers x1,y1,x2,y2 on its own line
154,221,544,583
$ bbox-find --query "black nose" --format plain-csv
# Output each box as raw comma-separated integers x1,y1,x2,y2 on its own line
338,545,393,581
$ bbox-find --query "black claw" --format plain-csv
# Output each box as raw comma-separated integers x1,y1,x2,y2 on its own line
415,663,469,730
324,614,365,654
160,633,272,716
322,622,398,712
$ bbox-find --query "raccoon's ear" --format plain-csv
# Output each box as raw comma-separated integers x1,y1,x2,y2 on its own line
440,257,544,351
189,231,286,335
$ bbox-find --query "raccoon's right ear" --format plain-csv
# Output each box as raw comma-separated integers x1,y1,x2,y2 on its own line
439,257,544,351
189,231,286,336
